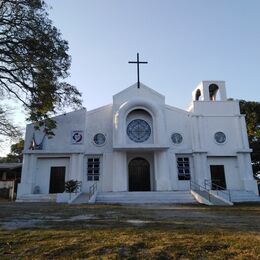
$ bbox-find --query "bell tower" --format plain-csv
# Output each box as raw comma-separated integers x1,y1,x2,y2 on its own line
192,81,227,102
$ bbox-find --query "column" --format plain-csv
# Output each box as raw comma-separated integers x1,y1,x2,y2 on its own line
113,151,127,191
69,154,78,180
17,154,36,196
191,116,200,150
192,153,208,186
240,116,250,148
77,154,84,182
155,151,171,191
192,154,201,184
237,153,258,194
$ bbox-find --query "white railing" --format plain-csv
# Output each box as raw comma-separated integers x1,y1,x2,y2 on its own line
190,180,213,202
89,182,98,201
204,179,231,202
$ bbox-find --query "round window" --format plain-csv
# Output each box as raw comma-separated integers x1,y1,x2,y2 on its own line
171,133,183,144
127,119,151,143
93,133,106,146
214,132,226,144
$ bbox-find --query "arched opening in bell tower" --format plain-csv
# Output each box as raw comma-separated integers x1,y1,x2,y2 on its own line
209,84,220,101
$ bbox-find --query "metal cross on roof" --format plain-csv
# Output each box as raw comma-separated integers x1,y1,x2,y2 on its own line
128,53,148,88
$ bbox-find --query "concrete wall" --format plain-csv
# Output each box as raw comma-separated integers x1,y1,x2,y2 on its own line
35,158,70,194
207,157,242,190
165,105,192,152
24,108,87,153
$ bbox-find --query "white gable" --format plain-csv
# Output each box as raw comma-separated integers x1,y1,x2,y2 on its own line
113,82,165,106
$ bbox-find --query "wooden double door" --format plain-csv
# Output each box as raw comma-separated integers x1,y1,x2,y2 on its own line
128,158,151,191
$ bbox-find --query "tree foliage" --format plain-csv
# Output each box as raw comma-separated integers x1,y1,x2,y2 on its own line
0,0,82,136
239,100,260,177
0,138,24,162
0,106,21,139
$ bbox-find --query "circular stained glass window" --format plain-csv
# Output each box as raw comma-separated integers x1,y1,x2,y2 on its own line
214,132,226,144
171,133,183,144
93,133,106,146
127,119,151,143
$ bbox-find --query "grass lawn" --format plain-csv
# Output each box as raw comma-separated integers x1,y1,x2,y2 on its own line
0,202,259,259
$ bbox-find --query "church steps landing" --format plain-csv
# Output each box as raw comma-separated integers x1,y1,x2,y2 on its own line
16,194,57,203
95,191,198,204
230,190,260,202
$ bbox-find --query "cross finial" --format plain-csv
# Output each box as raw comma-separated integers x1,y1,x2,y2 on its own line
128,53,148,88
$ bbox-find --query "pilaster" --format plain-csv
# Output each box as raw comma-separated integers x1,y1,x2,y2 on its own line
113,151,127,191
154,151,171,191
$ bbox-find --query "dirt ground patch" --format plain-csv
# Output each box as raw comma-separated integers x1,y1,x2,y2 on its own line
0,202,259,259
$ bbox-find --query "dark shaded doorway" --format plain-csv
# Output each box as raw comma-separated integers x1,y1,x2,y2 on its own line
210,165,226,190
128,158,150,191
49,167,66,193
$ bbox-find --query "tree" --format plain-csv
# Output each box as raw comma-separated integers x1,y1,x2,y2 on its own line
0,0,82,137
239,100,260,178
0,107,21,139
0,138,24,162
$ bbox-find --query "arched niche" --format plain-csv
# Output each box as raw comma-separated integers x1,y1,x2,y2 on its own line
114,98,166,145
126,108,153,144
209,84,220,101
195,89,202,101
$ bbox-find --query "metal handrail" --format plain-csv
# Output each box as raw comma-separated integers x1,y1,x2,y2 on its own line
89,182,97,200
75,181,82,194
204,179,231,202
190,180,212,202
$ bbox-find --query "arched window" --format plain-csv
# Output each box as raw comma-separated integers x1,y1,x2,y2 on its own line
195,89,201,101
209,84,219,101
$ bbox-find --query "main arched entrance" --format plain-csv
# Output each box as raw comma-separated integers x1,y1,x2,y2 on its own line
128,158,150,191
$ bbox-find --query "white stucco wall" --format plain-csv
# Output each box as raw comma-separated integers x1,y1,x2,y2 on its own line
165,106,192,153
207,157,242,190
35,158,70,194
24,108,87,153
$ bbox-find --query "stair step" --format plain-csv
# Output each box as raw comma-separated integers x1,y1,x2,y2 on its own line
96,191,197,204
16,194,57,203
230,191,260,202
70,193,90,204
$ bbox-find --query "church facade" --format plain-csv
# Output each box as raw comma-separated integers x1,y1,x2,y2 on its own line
17,81,259,203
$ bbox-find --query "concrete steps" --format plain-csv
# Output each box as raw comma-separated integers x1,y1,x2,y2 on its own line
15,190,260,204
96,191,198,204
230,190,260,203
208,190,233,205
16,194,57,203
70,193,90,204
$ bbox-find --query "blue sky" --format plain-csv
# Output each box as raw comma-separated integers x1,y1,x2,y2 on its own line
45,0,260,111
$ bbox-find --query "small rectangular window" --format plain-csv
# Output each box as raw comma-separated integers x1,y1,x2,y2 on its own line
87,157,100,181
177,157,190,180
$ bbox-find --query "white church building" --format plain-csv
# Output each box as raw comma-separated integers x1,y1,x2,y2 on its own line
17,80,260,204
